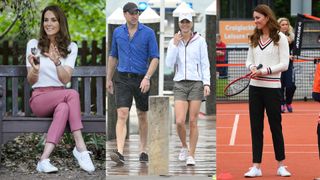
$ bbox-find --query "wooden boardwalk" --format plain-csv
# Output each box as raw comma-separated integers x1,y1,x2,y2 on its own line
106,117,216,176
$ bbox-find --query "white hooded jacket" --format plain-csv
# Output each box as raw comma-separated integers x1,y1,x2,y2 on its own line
165,32,211,86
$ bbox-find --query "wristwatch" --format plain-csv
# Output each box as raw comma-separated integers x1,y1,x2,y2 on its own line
55,61,61,66
144,74,151,80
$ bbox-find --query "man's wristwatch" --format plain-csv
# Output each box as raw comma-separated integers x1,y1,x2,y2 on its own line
144,74,151,80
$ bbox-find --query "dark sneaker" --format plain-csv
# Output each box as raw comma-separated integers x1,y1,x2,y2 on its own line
281,105,286,113
110,150,124,165
286,104,293,113
139,152,148,163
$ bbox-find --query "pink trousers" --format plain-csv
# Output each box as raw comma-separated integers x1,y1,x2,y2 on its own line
29,87,83,144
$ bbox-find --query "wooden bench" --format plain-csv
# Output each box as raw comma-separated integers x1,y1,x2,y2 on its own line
0,65,106,164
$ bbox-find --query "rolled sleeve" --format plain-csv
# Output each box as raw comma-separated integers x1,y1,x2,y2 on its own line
109,30,118,58
148,30,159,59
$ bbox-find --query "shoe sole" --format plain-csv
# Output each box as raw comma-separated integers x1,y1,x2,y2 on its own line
110,152,124,165
186,163,195,166
72,150,95,172
277,173,291,177
36,168,58,173
244,173,262,178
244,175,262,178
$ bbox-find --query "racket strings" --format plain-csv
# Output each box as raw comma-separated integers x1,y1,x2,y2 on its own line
225,77,250,96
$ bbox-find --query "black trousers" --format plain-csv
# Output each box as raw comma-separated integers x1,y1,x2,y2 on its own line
249,86,285,163
318,123,320,159
281,61,296,105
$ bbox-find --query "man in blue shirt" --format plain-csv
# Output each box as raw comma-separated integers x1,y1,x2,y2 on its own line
106,2,159,165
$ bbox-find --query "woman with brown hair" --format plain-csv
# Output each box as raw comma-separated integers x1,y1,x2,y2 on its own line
244,4,291,177
26,5,94,173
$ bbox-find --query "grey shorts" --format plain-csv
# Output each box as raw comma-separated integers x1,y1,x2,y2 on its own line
173,80,204,101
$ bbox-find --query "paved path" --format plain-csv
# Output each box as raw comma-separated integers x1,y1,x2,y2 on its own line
106,116,216,176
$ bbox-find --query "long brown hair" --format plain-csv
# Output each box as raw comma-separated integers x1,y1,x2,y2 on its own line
249,4,280,47
38,5,71,58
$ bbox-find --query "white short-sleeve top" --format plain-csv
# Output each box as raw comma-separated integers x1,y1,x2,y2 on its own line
26,39,78,88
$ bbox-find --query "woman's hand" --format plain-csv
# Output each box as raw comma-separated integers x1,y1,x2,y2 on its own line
250,66,262,77
28,54,40,71
204,85,210,97
173,31,183,46
44,43,61,66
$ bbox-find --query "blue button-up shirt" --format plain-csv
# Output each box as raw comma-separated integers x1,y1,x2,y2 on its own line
109,23,159,75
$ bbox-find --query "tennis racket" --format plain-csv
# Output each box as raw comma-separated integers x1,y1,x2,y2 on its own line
224,64,263,97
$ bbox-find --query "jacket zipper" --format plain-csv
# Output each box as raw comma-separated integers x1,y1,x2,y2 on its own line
184,33,194,80
197,64,200,77
185,45,187,80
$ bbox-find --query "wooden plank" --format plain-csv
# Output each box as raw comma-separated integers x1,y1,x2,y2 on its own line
71,77,79,91
2,117,105,133
11,77,18,116
80,41,88,65
0,66,106,77
2,41,9,65
23,79,31,116
101,37,106,65
0,81,4,164
84,77,91,116
0,77,7,114
12,41,19,65
96,77,104,116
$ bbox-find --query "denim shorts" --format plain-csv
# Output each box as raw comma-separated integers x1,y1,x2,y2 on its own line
173,80,204,101
114,72,149,111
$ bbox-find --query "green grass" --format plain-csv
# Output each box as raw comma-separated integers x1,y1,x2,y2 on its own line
216,78,228,97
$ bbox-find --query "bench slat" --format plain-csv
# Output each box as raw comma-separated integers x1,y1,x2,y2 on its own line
0,65,106,77
12,77,19,116
24,79,31,116
3,117,105,133
71,77,79,91
0,77,7,114
84,77,91,116
96,77,104,116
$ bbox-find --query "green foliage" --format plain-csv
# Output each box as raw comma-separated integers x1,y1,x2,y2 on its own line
0,0,39,44
48,0,106,42
85,133,105,152
0,0,105,43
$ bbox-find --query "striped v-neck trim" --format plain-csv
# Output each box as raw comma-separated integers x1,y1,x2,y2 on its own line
258,37,272,50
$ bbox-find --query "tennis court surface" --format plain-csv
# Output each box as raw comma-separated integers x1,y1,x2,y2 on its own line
217,101,320,180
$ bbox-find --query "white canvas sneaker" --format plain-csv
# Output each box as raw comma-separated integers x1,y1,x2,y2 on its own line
186,156,196,166
73,147,95,173
244,166,262,177
178,148,188,161
277,166,291,177
36,159,58,173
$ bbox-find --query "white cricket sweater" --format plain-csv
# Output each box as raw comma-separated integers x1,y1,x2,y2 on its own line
246,32,289,88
